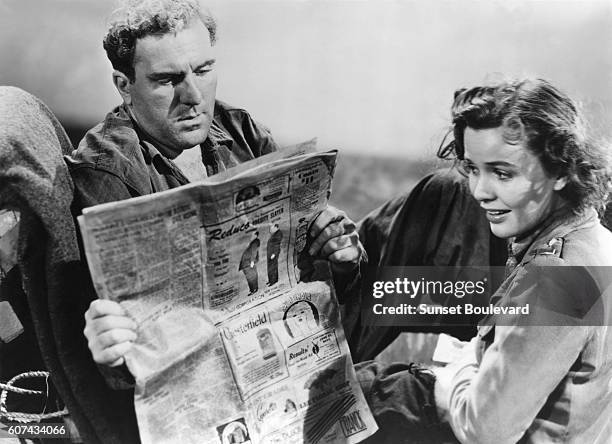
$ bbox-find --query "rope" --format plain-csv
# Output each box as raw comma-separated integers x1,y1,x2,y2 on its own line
1,409,68,422
0,383,43,396
0,371,68,423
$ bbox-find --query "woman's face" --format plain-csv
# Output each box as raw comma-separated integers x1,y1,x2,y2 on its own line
462,126,567,239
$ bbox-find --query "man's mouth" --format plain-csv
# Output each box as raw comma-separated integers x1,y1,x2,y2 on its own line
178,112,203,121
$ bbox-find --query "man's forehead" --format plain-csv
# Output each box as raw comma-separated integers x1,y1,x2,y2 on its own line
133,20,214,72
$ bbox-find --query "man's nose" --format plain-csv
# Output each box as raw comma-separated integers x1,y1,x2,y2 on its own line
179,73,203,105
470,174,495,202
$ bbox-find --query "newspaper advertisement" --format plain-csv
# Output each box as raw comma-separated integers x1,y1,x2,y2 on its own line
78,146,377,444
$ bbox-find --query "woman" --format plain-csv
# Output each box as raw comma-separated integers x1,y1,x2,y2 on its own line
432,78,612,443
358,78,612,444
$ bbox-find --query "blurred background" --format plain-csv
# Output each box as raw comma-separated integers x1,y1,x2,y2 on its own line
1,0,611,219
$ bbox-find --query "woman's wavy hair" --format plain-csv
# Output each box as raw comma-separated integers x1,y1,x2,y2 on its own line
103,0,217,81
438,78,611,215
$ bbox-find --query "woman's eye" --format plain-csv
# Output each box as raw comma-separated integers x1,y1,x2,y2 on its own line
460,160,478,175
494,169,512,180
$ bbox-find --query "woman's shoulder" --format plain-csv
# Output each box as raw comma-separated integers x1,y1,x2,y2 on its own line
556,220,612,266
516,221,612,326
522,212,612,268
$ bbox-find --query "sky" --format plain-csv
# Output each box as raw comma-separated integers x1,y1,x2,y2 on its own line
1,0,611,159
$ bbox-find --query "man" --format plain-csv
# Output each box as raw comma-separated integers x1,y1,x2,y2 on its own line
68,0,278,207
266,223,282,285
77,1,361,442
239,231,260,294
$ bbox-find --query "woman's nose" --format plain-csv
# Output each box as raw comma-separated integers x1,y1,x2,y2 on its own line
470,174,495,202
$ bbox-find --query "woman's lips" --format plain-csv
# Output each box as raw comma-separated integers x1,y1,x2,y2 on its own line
484,209,511,223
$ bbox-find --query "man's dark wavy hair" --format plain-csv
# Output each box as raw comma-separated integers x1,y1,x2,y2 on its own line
103,0,217,81
437,78,611,215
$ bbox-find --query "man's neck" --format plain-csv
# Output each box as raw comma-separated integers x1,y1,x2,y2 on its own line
125,105,187,160
125,104,207,182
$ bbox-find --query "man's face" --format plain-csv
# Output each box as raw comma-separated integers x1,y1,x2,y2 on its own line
288,302,316,327
126,19,217,158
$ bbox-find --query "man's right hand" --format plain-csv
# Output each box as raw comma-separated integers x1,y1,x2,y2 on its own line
84,299,138,367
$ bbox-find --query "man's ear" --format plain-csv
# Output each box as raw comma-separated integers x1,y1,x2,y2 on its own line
112,70,132,105
553,175,568,191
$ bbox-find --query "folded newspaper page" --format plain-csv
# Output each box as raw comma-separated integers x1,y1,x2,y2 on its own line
78,146,377,444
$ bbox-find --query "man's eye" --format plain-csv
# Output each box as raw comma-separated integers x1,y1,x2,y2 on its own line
156,78,173,86
195,68,213,76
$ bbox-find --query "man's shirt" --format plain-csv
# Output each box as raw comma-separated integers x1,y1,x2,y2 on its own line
66,100,279,211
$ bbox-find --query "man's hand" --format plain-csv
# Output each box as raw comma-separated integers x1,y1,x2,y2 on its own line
84,299,138,367
308,206,363,274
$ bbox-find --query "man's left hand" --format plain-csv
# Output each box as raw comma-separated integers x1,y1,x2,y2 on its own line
308,206,363,274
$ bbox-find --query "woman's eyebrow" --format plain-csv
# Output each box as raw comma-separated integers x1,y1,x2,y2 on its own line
484,160,517,168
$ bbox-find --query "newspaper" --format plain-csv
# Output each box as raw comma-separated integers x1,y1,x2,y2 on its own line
78,143,377,444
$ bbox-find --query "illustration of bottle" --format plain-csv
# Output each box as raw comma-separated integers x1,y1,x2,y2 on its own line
257,328,277,360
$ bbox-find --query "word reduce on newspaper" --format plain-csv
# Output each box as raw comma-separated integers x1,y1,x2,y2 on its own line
78,140,377,444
